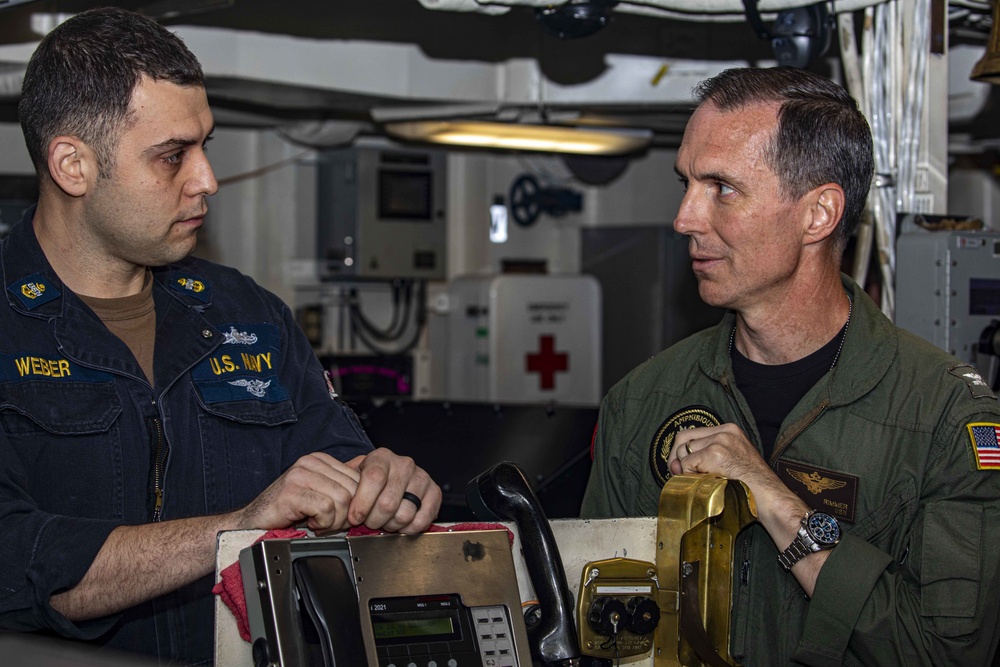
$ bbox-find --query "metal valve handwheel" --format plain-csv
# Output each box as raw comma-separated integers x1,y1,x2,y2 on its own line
509,173,542,227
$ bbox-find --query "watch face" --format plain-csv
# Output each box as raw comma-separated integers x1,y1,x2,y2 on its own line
806,512,841,546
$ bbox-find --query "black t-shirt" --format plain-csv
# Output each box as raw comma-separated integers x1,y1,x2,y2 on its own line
731,325,846,461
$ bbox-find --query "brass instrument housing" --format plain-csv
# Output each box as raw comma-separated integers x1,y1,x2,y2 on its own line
577,557,659,660
655,474,757,667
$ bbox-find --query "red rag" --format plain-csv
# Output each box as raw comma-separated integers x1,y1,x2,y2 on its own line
212,528,307,642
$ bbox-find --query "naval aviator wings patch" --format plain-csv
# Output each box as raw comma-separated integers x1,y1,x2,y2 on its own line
968,423,1000,470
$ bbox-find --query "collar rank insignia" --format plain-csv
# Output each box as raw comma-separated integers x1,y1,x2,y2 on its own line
968,423,1000,470
649,405,722,487
8,273,60,310
168,273,211,303
949,364,996,400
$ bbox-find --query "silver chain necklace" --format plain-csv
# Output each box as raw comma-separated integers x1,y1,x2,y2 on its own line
729,296,853,372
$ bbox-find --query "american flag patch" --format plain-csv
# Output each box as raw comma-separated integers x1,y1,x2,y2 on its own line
969,423,1000,470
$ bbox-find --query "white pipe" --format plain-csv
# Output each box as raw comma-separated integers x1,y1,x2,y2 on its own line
840,12,872,290
418,0,883,20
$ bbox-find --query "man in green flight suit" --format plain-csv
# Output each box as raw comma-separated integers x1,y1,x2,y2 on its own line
582,66,1000,666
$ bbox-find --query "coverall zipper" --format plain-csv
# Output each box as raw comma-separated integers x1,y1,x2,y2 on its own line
768,401,829,466
720,378,831,599
147,414,168,522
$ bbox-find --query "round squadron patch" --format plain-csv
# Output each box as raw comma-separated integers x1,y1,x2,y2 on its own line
649,405,722,487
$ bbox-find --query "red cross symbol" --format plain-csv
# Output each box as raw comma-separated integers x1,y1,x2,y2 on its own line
526,334,569,390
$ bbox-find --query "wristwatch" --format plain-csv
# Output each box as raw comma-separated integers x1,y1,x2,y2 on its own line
778,510,841,572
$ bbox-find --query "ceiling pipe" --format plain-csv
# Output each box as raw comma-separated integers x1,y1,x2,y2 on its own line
417,0,882,21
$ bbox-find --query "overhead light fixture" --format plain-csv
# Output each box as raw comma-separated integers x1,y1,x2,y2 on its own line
384,121,652,156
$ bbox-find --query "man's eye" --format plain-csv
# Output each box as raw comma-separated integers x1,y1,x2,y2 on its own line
163,151,183,165
718,183,735,196
677,177,689,191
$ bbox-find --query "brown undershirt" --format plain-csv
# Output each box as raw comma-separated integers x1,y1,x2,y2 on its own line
78,271,156,385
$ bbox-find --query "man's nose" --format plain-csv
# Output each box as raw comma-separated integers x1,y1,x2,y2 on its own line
188,152,218,198
673,190,700,235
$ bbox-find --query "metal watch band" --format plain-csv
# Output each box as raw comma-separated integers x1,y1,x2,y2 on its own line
777,535,815,572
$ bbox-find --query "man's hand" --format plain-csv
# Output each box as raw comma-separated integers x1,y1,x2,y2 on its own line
667,423,806,524
235,452,362,534
668,423,775,488
345,448,442,534
234,448,441,536
668,423,825,595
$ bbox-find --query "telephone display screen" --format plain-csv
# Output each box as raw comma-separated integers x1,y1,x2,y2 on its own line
372,616,455,640
369,595,465,647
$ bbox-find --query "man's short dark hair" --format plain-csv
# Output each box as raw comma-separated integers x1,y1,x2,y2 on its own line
694,67,874,247
18,7,205,178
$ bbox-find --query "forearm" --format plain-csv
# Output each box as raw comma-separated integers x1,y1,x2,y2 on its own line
740,472,828,597
50,512,239,621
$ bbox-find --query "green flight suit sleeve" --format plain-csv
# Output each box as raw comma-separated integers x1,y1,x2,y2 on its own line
581,392,631,518
795,409,1000,666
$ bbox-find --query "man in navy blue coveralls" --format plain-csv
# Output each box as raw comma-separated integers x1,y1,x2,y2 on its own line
0,7,442,663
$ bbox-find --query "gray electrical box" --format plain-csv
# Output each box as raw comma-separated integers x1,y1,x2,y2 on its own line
316,147,446,281
896,230,1000,366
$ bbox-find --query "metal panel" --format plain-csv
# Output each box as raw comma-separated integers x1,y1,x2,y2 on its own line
896,230,1000,369
317,147,447,281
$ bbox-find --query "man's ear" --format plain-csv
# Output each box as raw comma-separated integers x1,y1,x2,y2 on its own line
803,183,846,246
46,136,96,197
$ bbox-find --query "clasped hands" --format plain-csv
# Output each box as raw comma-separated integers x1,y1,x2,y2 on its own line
238,448,441,536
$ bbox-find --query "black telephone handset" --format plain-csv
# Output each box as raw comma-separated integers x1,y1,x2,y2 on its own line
292,556,367,667
467,461,581,666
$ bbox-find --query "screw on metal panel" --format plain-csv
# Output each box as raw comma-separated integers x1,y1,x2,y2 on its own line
257,580,266,590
